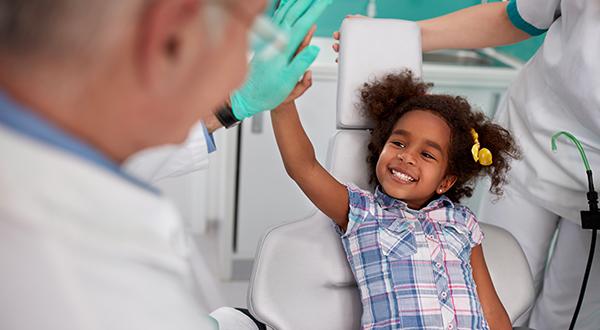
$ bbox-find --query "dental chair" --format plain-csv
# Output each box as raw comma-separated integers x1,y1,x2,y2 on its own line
248,19,535,330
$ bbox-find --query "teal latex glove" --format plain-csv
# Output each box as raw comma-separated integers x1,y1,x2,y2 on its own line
231,0,332,120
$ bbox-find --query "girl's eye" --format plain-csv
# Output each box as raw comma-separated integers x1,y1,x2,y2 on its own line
422,152,436,160
392,141,405,148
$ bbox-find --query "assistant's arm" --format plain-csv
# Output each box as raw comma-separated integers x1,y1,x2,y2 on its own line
418,2,530,52
332,3,530,60
471,245,512,329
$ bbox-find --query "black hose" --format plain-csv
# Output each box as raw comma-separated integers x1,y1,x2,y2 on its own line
568,229,597,330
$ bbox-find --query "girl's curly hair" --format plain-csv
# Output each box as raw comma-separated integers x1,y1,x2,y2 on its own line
360,70,521,202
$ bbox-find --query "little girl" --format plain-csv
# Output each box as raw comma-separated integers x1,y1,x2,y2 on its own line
271,70,520,330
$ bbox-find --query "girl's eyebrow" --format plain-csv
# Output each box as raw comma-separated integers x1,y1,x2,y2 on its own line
392,129,444,154
425,140,444,154
391,129,411,138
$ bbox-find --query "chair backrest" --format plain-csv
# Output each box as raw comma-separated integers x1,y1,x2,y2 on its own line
248,18,534,330
336,18,422,130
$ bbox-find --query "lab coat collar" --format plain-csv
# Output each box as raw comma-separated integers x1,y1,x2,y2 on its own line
0,90,158,194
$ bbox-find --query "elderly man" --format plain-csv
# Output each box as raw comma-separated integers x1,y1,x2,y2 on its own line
0,0,329,329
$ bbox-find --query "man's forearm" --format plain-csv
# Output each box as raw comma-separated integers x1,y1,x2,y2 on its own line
419,2,529,52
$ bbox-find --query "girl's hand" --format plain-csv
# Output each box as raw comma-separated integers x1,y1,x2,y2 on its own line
279,70,312,107
280,25,317,106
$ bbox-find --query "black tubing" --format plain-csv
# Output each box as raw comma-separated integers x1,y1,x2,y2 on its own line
568,229,597,330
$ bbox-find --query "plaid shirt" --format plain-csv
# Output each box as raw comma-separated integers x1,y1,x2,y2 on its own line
339,184,488,330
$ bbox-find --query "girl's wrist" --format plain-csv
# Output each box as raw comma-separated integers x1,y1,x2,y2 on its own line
273,101,295,114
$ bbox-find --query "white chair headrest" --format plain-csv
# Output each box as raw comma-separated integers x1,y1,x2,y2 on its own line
336,18,422,129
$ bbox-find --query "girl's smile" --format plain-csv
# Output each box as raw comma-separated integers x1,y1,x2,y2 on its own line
389,166,418,183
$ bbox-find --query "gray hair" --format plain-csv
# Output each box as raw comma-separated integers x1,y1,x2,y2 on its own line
0,0,143,60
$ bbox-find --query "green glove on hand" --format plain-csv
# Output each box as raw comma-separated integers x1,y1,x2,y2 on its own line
231,0,332,121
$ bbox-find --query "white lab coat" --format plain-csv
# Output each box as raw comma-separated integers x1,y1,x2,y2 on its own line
122,121,229,312
0,125,217,330
124,121,211,182
497,0,600,223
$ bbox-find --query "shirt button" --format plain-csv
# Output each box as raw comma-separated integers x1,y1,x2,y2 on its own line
436,262,443,269
440,291,448,299
448,324,453,330
418,213,426,220
427,234,435,240
408,224,415,230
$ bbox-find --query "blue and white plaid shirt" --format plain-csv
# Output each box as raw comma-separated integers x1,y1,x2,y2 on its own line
339,184,489,330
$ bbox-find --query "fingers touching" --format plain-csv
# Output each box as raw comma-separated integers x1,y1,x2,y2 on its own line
296,25,317,56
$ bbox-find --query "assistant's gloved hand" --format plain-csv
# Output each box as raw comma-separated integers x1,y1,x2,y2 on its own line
230,0,332,121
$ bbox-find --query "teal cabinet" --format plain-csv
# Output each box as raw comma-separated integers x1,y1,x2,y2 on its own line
314,0,481,36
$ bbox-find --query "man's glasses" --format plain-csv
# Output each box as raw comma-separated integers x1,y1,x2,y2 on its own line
213,0,289,59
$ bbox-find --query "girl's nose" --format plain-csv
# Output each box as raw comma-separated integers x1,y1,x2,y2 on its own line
397,151,416,165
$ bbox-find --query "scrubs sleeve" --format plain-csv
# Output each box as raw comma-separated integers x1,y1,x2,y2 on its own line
122,121,212,183
506,0,561,36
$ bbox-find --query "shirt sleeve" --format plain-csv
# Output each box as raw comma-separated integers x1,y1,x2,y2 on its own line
506,0,561,36
343,184,373,236
464,209,484,247
122,121,211,182
201,125,216,154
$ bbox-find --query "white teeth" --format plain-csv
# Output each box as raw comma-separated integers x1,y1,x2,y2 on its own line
391,169,416,182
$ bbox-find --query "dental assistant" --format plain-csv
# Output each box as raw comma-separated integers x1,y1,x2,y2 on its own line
0,0,329,329
416,1,600,329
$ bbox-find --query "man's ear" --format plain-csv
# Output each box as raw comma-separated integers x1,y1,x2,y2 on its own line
136,0,201,88
436,175,457,195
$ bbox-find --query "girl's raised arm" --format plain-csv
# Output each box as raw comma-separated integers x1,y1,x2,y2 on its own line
270,98,349,230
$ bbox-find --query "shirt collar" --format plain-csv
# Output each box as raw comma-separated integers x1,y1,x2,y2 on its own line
0,90,158,194
374,185,454,213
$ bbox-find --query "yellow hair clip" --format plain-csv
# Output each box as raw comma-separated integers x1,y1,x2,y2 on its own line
470,129,493,166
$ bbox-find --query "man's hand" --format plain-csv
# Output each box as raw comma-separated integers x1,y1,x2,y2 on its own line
280,24,317,106
230,0,332,121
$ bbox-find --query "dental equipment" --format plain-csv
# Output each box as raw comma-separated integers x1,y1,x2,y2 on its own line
551,131,599,330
